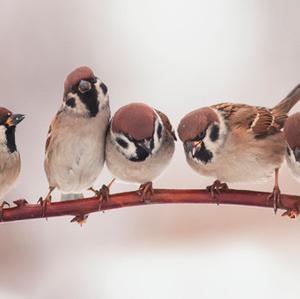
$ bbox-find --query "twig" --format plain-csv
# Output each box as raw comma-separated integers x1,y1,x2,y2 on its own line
0,188,300,223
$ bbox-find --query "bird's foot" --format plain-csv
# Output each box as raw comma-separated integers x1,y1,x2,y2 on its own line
268,186,281,214
0,201,10,222
38,195,52,219
71,214,88,226
13,199,28,208
138,181,154,203
89,178,115,211
282,208,299,219
206,180,229,205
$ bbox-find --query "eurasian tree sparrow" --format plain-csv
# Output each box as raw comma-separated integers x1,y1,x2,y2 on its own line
105,103,176,202
43,66,110,221
178,83,300,212
0,108,24,215
284,112,300,181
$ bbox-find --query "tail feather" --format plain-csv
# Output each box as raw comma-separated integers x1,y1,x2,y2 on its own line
272,83,300,114
61,193,84,201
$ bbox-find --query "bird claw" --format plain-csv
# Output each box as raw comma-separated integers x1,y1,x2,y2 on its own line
71,214,88,226
138,181,154,203
0,201,10,222
38,196,52,219
268,186,281,214
206,180,229,204
13,199,28,208
281,208,299,219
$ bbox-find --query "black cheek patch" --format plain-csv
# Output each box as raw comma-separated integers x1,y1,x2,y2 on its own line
209,124,219,142
100,82,108,95
194,144,213,164
66,98,76,108
287,147,291,156
116,138,128,149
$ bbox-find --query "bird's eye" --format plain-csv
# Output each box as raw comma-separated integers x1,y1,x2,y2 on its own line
198,131,206,140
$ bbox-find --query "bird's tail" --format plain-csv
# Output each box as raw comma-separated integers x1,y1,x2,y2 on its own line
61,193,84,201
272,83,300,114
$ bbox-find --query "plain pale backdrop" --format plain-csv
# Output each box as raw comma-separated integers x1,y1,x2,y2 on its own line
0,0,300,298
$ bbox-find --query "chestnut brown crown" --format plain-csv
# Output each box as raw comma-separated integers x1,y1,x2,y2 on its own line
64,66,95,95
177,107,219,142
0,107,12,120
284,112,300,149
112,103,157,141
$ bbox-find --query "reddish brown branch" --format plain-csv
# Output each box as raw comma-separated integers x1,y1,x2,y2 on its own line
1,189,300,223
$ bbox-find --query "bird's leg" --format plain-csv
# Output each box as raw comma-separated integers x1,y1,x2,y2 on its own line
282,207,299,219
38,186,55,218
138,181,154,203
206,180,229,204
89,178,115,211
0,201,10,222
268,168,281,214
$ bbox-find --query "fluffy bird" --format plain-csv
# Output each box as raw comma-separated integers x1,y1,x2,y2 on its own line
177,84,300,211
105,103,176,201
43,66,110,221
284,112,300,181
0,108,24,210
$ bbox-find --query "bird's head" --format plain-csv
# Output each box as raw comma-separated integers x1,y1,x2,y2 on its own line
177,107,226,164
284,112,300,163
0,107,25,152
63,66,108,117
111,103,164,162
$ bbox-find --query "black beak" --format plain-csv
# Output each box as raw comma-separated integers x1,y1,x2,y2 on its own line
139,142,152,154
5,114,25,127
78,80,92,93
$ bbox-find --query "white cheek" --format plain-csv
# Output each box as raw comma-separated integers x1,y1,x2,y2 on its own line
64,93,89,115
112,131,137,159
152,116,163,154
95,80,109,108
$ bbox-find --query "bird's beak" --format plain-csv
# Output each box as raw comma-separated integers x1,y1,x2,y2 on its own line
191,141,202,157
5,114,25,127
78,80,92,93
139,142,152,153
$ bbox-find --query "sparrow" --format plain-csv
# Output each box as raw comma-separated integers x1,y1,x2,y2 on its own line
282,112,300,218
284,112,300,181
0,108,25,217
177,83,300,211
43,66,110,221
105,102,176,202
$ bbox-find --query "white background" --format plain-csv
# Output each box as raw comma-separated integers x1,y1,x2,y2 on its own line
0,0,300,298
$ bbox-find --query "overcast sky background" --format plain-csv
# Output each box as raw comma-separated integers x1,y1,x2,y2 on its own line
0,0,300,298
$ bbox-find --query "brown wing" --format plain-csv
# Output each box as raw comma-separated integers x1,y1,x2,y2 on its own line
212,102,286,137
155,109,177,141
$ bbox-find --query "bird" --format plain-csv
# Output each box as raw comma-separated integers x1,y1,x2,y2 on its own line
177,83,300,212
43,66,110,223
282,112,300,218
0,107,25,217
105,102,176,202
284,112,300,181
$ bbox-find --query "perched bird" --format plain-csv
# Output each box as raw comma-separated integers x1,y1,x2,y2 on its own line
177,84,300,211
283,112,300,218
105,103,176,201
284,112,300,181
43,66,110,221
0,108,25,210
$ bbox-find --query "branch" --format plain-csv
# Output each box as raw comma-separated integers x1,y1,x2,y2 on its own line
1,188,300,223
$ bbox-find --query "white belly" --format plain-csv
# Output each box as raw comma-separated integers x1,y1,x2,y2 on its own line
45,113,108,193
0,150,20,198
286,147,300,182
187,132,285,183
